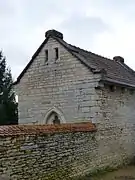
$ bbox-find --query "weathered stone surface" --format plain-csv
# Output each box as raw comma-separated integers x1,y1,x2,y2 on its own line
0,128,97,179
15,37,100,124
95,85,135,169
0,121,134,179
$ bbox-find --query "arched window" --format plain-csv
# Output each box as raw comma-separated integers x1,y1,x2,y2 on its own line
46,111,61,125
45,107,66,124
53,115,60,125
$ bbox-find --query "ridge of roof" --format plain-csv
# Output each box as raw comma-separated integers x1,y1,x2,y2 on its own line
68,43,113,62
68,42,133,74
73,43,135,76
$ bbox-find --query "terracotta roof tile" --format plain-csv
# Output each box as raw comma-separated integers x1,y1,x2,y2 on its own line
0,123,96,136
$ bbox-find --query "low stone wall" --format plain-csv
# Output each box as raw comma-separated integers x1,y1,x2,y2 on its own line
0,123,97,180
0,122,134,180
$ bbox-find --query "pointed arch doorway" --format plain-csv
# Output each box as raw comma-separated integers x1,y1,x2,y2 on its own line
44,107,66,124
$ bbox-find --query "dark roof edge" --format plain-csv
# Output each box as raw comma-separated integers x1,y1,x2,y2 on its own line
13,37,49,85
53,37,100,73
101,77,135,89
117,61,135,76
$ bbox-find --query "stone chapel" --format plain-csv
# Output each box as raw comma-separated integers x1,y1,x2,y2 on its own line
14,29,135,126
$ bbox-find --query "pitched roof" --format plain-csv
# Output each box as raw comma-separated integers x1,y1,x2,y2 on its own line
14,30,135,88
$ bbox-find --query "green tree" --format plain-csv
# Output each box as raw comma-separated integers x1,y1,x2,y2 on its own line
0,51,18,125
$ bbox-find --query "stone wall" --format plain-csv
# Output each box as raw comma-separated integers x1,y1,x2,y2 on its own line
0,123,98,180
0,121,134,180
15,37,101,124
95,85,135,168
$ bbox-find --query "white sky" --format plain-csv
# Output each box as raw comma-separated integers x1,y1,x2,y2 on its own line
0,0,135,81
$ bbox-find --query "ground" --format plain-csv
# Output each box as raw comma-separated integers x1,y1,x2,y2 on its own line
91,166,135,180
0,165,135,179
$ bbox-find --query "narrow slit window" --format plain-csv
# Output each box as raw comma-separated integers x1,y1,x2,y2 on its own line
55,48,59,60
109,85,115,92
45,50,48,62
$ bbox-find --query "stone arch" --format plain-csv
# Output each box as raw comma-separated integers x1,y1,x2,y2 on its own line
44,107,66,124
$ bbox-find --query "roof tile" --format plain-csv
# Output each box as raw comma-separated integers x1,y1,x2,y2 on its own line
0,123,96,136
57,38,135,87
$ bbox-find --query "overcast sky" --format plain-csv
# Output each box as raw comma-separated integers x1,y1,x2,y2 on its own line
0,0,135,81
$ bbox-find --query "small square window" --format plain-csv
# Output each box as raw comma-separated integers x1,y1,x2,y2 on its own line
45,50,48,62
55,48,59,60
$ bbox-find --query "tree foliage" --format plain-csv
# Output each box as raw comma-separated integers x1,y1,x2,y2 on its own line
0,51,18,125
